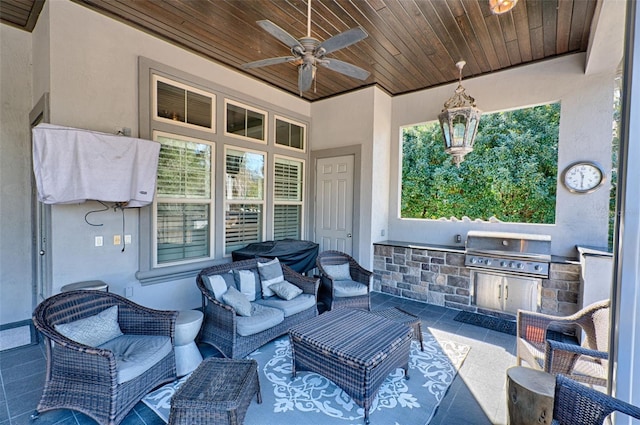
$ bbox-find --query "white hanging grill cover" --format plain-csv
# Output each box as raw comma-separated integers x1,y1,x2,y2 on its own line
32,123,160,207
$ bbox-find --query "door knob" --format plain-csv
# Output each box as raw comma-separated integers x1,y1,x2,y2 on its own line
39,250,45,256
347,233,352,238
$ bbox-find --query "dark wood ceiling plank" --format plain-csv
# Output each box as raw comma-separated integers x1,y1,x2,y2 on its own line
511,0,532,62
459,0,502,71
54,0,597,101
580,0,597,51
556,0,573,54
376,1,443,85
542,0,558,57
332,0,427,92
483,14,512,67
526,0,545,60
427,0,483,76
568,0,588,52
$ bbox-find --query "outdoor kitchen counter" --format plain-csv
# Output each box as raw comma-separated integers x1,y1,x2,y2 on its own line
373,240,578,264
373,240,465,254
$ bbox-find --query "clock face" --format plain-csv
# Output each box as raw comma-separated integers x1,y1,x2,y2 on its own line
562,162,605,193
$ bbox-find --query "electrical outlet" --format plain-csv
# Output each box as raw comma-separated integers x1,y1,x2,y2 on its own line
124,234,132,245
125,287,133,297
95,236,103,247
114,235,121,245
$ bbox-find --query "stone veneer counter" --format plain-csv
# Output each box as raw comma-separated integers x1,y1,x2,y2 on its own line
373,240,581,316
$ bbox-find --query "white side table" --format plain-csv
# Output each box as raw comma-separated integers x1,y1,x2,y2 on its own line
174,310,204,377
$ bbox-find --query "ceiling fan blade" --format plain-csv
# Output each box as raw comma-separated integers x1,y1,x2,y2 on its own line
317,27,368,56
320,59,370,80
242,56,297,69
298,63,314,92
257,20,303,50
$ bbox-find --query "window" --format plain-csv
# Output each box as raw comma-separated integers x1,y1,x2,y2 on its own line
401,103,559,224
273,156,304,239
154,132,214,265
225,147,265,254
275,116,306,151
225,99,266,143
153,75,215,132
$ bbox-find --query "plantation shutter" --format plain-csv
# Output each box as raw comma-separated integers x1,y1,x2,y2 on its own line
155,135,212,264
274,158,303,240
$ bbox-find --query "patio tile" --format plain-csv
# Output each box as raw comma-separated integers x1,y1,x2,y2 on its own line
0,292,515,425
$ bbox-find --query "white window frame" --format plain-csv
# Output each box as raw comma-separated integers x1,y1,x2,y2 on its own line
272,155,305,240
274,115,307,152
152,130,215,267
224,98,268,144
152,75,216,133
224,145,267,255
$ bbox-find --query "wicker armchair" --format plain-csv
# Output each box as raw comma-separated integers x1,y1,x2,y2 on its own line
316,250,371,311
196,258,319,359
517,299,610,387
552,374,640,425
32,290,178,425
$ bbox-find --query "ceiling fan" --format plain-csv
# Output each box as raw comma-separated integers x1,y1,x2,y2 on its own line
242,0,370,93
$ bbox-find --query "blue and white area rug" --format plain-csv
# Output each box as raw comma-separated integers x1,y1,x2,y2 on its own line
142,331,469,425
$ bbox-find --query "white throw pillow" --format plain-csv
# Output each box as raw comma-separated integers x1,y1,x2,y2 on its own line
203,275,229,301
55,305,123,347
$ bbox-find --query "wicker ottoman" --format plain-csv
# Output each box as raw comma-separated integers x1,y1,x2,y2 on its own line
370,307,425,351
289,309,412,424
168,358,261,425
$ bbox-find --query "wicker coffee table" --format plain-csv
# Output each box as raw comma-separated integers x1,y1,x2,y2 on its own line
370,307,425,351
168,358,261,425
288,309,412,424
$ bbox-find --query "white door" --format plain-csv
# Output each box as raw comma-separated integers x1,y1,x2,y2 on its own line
315,155,354,254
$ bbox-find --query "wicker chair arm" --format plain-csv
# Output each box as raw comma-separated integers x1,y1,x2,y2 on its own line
517,310,581,344
552,374,640,425
545,340,608,375
350,262,372,286
282,264,319,296
117,303,177,338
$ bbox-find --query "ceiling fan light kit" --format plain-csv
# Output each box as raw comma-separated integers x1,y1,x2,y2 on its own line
489,0,519,14
242,0,369,94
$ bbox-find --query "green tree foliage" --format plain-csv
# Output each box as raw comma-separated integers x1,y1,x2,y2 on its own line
401,103,559,223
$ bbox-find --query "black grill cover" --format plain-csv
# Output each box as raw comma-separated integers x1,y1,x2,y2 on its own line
231,239,319,274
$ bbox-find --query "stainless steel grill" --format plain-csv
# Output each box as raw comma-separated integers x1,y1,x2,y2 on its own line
465,230,551,278
465,231,552,315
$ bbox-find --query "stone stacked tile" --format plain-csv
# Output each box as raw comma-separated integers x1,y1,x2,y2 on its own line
373,243,580,316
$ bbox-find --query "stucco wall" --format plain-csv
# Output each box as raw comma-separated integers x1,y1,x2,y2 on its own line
28,0,311,311
388,54,616,258
0,25,33,324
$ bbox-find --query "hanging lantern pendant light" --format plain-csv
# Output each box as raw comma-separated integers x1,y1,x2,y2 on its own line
438,61,482,167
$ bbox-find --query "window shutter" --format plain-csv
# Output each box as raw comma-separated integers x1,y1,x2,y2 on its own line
274,205,301,240
157,203,209,263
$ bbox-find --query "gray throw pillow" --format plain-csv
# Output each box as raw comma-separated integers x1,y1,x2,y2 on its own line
269,280,303,301
257,257,284,298
55,305,123,346
323,262,351,280
222,286,252,317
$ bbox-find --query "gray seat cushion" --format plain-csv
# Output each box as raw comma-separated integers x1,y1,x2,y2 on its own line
236,303,284,337
333,280,368,297
255,294,316,317
98,334,172,384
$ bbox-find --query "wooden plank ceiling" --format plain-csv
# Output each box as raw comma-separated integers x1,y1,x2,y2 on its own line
1,0,597,102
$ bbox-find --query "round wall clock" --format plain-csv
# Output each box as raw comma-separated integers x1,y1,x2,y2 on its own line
561,161,606,193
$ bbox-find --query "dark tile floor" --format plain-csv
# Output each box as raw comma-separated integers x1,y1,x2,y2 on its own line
0,292,516,424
